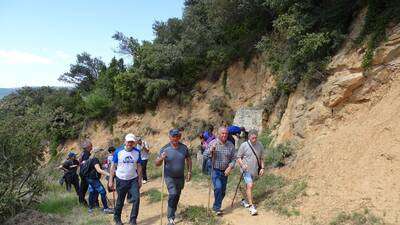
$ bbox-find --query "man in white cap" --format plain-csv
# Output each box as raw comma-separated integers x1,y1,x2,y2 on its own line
109,133,143,225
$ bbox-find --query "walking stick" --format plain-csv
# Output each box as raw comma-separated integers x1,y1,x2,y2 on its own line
160,160,165,225
231,172,244,207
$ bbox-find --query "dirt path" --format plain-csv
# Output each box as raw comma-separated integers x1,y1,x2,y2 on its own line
106,178,295,225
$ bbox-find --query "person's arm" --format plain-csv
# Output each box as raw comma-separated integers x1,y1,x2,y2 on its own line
186,154,192,182
259,143,265,176
225,146,236,176
94,163,110,177
58,164,68,172
108,162,116,189
236,145,247,171
155,150,167,166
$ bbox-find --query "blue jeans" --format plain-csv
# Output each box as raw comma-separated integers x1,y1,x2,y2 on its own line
165,176,185,220
212,169,228,211
86,178,108,210
114,177,140,223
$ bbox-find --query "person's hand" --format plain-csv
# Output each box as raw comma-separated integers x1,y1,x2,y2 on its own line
186,172,192,182
138,178,142,189
160,152,167,160
210,145,216,154
108,180,114,190
259,168,265,177
241,164,248,172
224,166,232,176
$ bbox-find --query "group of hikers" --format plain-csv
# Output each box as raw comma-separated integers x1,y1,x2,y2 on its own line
59,125,266,225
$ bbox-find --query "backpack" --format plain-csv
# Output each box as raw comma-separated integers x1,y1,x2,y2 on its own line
79,158,92,177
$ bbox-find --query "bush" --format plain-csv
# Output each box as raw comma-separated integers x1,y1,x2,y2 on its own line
181,205,221,225
209,96,228,115
83,91,113,119
264,180,307,216
266,143,294,168
330,209,386,225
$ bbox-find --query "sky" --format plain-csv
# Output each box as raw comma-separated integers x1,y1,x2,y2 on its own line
0,0,185,88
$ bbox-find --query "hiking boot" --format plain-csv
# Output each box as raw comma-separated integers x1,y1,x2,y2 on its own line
167,218,175,225
129,221,137,225
103,208,114,214
240,199,250,208
143,180,147,184
249,205,258,216
88,208,94,214
214,210,223,216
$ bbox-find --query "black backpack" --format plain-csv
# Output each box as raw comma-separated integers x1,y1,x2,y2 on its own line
79,158,92,177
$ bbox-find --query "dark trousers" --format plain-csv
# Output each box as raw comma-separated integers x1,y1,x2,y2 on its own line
114,177,140,223
86,178,109,210
79,175,89,205
165,176,184,220
142,159,148,181
212,169,228,211
65,174,81,199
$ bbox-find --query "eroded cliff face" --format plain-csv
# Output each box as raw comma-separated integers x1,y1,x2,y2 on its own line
60,13,400,224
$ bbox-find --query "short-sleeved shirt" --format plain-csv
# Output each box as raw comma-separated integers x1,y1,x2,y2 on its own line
237,141,264,177
159,142,190,178
204,138,236,170
113,147,142,180
137,141,150,160
87,157,101,180
62,159,79,177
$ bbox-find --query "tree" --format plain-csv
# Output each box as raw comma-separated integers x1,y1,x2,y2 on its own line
58,52,106,92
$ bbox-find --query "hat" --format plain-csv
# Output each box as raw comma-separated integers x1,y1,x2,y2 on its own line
68,152,76,158
135,136,142,141
169,128,181,137
125,133,136,142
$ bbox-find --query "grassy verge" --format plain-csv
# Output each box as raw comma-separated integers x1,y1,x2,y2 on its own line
143,188,167,203
264,179,307,217
181,205,221,225
329,209,386,225
36,180,110,225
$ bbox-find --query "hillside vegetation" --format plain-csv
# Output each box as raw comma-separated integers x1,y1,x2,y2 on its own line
1,0,400,223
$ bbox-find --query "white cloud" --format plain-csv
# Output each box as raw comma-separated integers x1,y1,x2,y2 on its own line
0,50,52,65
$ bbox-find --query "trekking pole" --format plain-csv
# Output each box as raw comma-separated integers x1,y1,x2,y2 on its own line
160,160,165,225
231,172,244,207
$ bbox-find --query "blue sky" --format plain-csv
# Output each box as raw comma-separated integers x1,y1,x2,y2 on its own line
0,0,185,88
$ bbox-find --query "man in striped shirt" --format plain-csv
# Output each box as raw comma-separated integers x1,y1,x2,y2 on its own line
203,126,236,215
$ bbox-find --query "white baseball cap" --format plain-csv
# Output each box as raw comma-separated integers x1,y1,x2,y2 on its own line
125,133,136,142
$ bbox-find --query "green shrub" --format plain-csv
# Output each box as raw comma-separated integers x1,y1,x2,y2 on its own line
84,91,113,119
143,188,167,203
36,193,77,215
264,180,307,216
181,205,221,225
265,143,294,168
330,209,386,225
209,96,228,115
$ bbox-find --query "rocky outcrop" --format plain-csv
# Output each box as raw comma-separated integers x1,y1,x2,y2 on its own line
322,71,365,108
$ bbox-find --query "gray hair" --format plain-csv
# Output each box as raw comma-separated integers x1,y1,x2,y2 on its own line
218,126,228,134
80,139,92,150
248,129,258,137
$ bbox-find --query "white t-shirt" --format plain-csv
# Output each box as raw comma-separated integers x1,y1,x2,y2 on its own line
112,147,142,180
137,141,150,160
